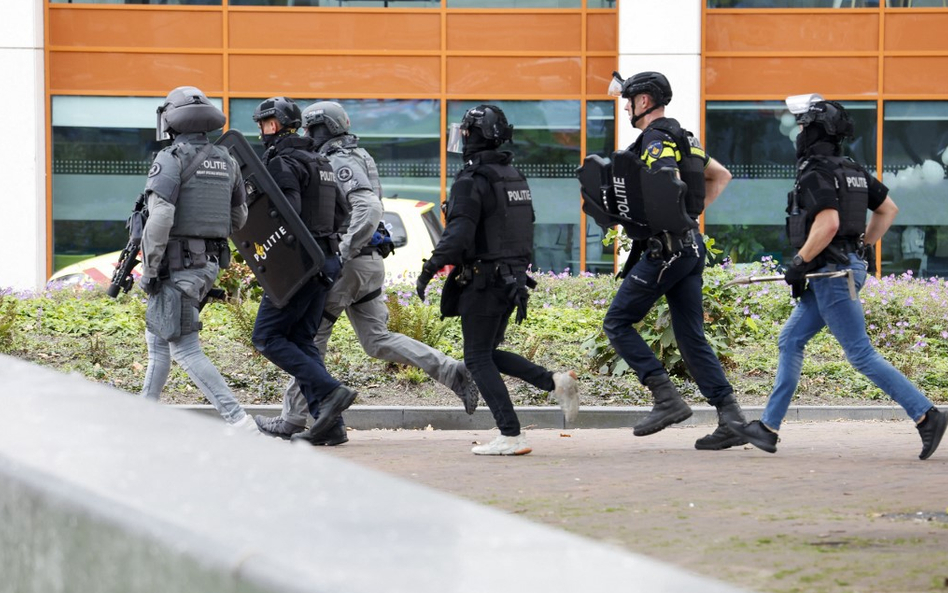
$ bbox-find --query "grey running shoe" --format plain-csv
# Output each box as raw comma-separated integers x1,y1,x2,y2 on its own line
552,370,580,423
453,366,479,415
254,415,305,440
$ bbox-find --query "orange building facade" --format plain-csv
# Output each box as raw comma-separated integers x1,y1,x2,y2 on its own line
2,1,947,289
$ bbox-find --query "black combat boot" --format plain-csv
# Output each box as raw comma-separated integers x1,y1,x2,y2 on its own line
633,373,693,436
695,394,749,450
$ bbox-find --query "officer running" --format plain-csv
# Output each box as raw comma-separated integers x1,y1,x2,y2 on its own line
416,104,580,456
729,94,947,460
249,97,358,444
600,71,750,449
254,101,480,444
139,86,258,435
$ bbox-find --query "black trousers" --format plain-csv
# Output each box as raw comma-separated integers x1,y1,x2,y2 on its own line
459,282,554,436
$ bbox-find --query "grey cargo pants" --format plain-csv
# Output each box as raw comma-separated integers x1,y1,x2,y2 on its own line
281,252,466,426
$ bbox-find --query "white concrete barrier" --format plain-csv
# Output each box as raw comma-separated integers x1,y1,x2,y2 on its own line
0,354,752,593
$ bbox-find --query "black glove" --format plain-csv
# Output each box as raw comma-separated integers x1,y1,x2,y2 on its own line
784,254,809,299
416,262,435,302
140,276,161,296
513,286,530,324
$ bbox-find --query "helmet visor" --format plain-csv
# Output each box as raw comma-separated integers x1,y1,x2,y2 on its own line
607,71,624,98
156,105,171,142
446,123,464,154
785,93,824,115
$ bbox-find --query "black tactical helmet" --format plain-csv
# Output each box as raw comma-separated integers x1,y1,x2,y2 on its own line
460,104,513,144
621,71,673,106
302,101,350,136
795,100,854,139
157,86,226,140
253,97,302,129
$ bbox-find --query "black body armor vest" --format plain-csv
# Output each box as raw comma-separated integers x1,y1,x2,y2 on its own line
277,144,343,238
787,155,868,250
644,118,707,219
462,161,534,262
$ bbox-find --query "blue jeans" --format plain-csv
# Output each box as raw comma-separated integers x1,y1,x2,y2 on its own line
252,254,342,419
603,241,734,406
761,253,933,430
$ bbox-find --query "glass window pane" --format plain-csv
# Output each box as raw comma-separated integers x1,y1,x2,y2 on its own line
231,98,442,204
707,0,880,7
448,100,582,275
704,100,877,266
880,100,948,278
447,0,580,6
51,95,211,270
585,100,615,274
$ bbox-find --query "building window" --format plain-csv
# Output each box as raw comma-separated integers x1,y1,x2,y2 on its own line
703,100,877,266
448,100,585,275
585,100,615,274
51,96,192,271
707,1,882,7
230,98,442,205
880,101,948,278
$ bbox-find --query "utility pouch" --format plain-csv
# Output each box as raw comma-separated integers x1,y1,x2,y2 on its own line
216,241,232,269
786,189,808,249
186,238,208,269
440,266,463,318
165,240,185,271
146,284,202,342
471,262,496,290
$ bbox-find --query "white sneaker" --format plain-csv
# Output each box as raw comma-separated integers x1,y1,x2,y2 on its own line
227,414,262,437
471,434,532,456
552,370,580,423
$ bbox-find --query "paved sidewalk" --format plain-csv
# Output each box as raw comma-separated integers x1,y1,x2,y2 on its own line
314,420,947,593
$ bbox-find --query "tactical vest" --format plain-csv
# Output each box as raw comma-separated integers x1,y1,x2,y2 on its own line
320,136,384,200
464,162,534,262
169,143,233,239
786,155,868,249
643,118,707,219
279,145,341,238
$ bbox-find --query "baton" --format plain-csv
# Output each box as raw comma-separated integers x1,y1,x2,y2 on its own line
724,269,856,300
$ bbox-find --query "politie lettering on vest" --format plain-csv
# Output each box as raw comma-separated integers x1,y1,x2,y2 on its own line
846,175,868,189
506,189,531,203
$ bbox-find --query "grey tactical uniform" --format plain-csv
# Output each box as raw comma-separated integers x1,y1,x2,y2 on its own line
140,133,250,424
276,134,475,428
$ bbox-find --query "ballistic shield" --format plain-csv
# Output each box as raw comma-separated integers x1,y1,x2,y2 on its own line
215,130,325,308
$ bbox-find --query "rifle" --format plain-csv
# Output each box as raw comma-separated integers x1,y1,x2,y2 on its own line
107,193,149,298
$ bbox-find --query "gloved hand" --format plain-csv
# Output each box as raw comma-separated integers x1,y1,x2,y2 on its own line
370,231,384,246
513,286,530,324
140,276,161,296
416,262,435,302
784,255,809,299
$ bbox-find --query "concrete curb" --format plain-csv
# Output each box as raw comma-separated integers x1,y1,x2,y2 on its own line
179,404,909,430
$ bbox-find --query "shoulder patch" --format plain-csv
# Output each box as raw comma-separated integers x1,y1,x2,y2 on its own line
337,166,353,182
646,141,664,158
148,163,161,177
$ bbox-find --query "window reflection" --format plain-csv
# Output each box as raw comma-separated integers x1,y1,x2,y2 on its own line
880,101,948,278
584,100,616,275
230,98,442,205
51,96,210,271
707,0,881,7
704,100,876,266
448,100,584,275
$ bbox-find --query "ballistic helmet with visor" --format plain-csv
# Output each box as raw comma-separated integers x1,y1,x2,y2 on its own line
302,101,351,136
461,105,513,143
253,97,302,130
608,71,672,106
785,93,854,139
156,86,226,141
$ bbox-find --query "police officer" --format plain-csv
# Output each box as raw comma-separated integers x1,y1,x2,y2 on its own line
249,97,358,443
416,104,579,456
139,86,258,434
254,101,479,443
729,95,947,460
601,71,749,449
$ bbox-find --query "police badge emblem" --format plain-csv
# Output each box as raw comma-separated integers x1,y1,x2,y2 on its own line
337,166,353,182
